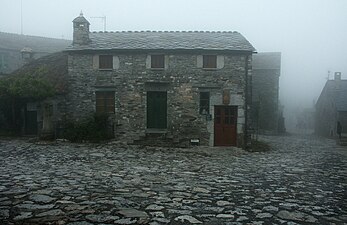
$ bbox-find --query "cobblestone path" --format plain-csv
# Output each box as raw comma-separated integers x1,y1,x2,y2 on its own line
0,135,346,224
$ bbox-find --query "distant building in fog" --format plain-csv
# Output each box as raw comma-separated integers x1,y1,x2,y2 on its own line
251,52,284,134
0,32,70,74
315,72,347,138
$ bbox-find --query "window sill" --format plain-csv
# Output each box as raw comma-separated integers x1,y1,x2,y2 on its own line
202,68,219,71
149,68,165,71
146,128,167,134
98,68,113,71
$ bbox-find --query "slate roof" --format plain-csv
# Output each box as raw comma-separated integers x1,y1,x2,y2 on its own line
0,32,70,53
10,52,68,94
67,31,256,52
319,80,347,111
252,52,281,70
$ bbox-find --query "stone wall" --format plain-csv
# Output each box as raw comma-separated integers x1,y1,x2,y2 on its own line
252,68,280,134
66,51,251,147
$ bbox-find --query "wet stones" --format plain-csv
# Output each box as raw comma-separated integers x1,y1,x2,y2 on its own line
145,204,165,211
0,209,9,219
16,203,55,210
277,210,317,223
36,209,64,217
29,194,56,203
85,214,120,223
117,208,148,219
0,136,346,224
174,215,202,224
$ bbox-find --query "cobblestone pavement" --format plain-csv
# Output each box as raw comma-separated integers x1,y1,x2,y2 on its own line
0,135,346,225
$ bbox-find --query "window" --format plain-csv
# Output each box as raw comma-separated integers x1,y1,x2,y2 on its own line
96,91,115,113
224,107,236,125
199,92,210,114
203,55,217,68
151,55,165,69
99,55,113,69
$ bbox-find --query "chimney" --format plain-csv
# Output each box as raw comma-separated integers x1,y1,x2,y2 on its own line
72,11,90,46
21,47,34,64
334,72,341,89
334,72,341,81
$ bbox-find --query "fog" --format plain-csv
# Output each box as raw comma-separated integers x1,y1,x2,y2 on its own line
1,0,347,131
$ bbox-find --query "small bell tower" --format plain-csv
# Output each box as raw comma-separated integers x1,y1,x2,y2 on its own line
73,11,90,46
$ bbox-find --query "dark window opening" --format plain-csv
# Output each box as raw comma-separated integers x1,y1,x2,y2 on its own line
203,55,217,68
199,92,210,114
151,55,165,69
99,55,113,69
96,91,115,113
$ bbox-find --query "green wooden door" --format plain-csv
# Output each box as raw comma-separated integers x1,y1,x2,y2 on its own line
147,91,167,129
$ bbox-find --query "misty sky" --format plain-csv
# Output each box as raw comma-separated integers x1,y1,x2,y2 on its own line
1,0,347,127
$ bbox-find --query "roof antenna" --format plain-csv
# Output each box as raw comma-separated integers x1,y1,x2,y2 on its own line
326,70,331,80
90,16,106,32
20,0,23,35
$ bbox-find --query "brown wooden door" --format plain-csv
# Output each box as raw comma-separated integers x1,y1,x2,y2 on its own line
214,106,237,146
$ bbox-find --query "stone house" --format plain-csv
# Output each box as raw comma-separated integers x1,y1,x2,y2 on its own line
1,52,68,136
251,52,283,134
0,32,70,74
63,13,255,148
8,13,255,148
315,72,347,137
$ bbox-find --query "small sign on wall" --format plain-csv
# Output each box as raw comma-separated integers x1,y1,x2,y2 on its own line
223,89,230,105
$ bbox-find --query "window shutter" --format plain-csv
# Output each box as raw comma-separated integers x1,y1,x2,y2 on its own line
217,55,224,69
146,55,151,69
113,56,119,70
92,55,99,70
197,55,203,68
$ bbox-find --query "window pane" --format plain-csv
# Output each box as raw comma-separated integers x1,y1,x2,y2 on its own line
151,55,165,68
199,92,210,114
96,91,115,113
99,55,113,69
203,55,217,68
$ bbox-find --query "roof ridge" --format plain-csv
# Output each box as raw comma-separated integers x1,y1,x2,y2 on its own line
91,30,239,34
0,31,71,41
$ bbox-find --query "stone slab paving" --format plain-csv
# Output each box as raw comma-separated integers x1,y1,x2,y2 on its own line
0,135,346,224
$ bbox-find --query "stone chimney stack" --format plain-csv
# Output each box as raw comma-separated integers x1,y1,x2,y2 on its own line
334,72,341,81
73,11,90,46
334,72,341,89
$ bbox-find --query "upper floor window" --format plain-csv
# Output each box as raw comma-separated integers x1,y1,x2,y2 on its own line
99,55,113,69
203,55,217,68
151,55,165,69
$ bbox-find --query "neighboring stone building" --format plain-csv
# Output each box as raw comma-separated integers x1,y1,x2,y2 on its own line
1,52,68,136
251,52,282,134
315,72,347,138
0,32,70,74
